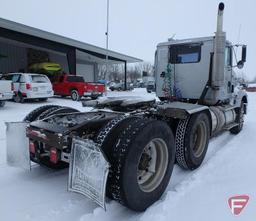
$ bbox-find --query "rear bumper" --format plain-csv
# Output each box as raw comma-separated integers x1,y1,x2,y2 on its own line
84,91,103,97
0,92,13,100
25,90,54,99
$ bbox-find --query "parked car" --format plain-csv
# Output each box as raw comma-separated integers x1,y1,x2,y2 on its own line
0,80,13,107
146,81,156,93
109,82,134,91
133,81,145,88
0,73,53,103
53,74,105,101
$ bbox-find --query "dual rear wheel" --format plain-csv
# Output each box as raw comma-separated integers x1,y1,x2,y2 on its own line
175,112,210,170
97,112,211,211
97,117,175,211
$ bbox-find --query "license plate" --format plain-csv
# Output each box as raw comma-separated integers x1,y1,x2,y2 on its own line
68,138,109,209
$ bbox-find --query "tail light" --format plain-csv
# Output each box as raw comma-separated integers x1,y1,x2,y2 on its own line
50,148,58,164
84,86,87,90
29,141,36,154
26,83,32,90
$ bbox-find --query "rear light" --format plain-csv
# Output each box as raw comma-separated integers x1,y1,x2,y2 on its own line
29,141,36,154
84,86,87,90
50,148,58,164
26,83,32,90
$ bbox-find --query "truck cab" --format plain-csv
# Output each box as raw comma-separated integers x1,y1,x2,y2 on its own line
155,37,247,107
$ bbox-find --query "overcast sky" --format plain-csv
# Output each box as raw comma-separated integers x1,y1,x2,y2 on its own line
1,0,255,80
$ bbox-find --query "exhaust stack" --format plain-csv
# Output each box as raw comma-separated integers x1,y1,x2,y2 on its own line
212,2,226,90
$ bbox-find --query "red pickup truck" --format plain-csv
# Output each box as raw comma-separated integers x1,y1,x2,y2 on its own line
53,74,105,101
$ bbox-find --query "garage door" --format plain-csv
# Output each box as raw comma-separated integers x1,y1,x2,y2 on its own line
76,64,94,82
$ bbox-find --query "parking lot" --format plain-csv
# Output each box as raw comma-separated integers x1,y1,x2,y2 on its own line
0,89,256,221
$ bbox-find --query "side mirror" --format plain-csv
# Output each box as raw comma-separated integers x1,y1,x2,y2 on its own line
237,60,244,69
237,45,247,69
242,45,247,62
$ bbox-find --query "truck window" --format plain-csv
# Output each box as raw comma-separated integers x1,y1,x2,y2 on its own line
169,44,201,64
225,47,232,66
67,76,84,83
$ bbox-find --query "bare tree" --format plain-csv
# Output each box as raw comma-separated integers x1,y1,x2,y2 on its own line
98,64,107,80
109,64,122,81
127,65,141,82
139,62,154,76
98,62,153,83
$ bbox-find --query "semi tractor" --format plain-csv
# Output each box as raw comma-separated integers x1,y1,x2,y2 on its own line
6,3,248,212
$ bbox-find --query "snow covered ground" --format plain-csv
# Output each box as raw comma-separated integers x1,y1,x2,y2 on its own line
0,88,255,221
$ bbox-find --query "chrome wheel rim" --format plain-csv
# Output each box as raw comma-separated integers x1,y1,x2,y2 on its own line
71,91,78,100
192,122,207,157
137,138,169,192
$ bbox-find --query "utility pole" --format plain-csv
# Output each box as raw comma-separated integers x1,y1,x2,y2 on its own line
105,0,110,93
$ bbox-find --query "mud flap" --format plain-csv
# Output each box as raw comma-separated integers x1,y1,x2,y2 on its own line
68,138,109,210
5,122,31,170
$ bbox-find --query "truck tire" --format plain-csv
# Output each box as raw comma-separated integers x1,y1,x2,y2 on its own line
43,106,80,117
0,101,6,107
103,118,175,211
38,106,64,120
96,116,139,198
71,90,80,101
230,102,245,134
96,115,132,155
23,105,60,122
175,112,210,170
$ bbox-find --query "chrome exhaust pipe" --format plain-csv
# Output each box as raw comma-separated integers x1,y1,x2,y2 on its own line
212,2,226,91
217,2,225,33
